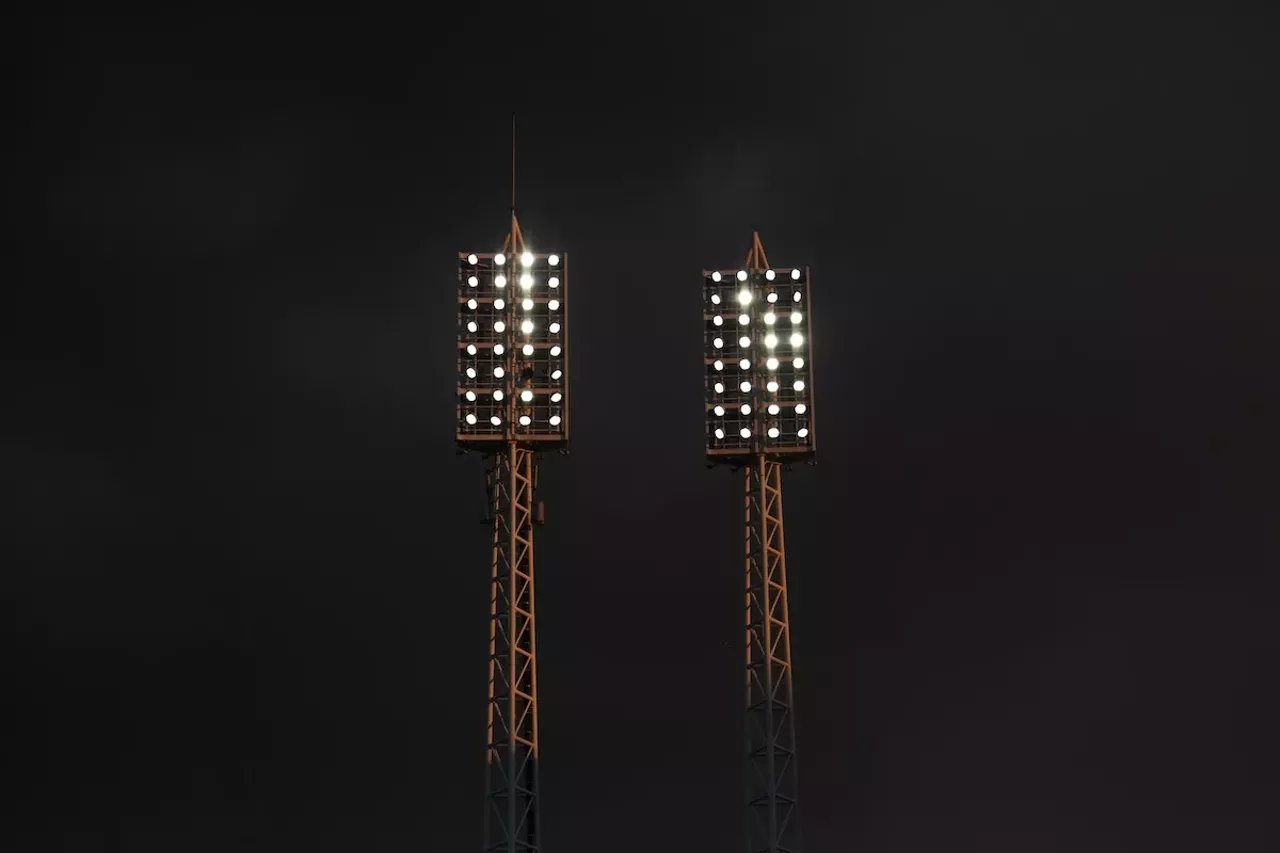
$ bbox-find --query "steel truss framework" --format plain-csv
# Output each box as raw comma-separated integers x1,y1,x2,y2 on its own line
483,441,540,853
745,454,802,853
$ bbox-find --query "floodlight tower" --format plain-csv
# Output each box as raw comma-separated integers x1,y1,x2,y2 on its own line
702,232,816,853
457,143,569,853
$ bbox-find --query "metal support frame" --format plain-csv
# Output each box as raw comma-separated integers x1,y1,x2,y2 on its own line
745,454,802,853
483,441,541,853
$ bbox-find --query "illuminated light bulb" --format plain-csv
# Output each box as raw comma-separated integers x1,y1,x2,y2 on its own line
494,298,506,310
765,334,778,348
794,380,805,391
791,311,803,324
551,369,562,380
467,298,477,310
739,358,750,370
494,275,507,288
713,337,724,349
522,344,534,356
550,345,562,357
764,312,776,325
737,269,748,281
791,268,801,280
549,322,561,334
798,427,809,438
549,414,562,426
520,274,533,289
713,359,724,371
521,252,534,267
795,403,807,414
467,254,478,265
466,391,477,402
713,315,723,327
738,290,752,306
520,415,531,426
466,344,477,355
793,290,802,302
740,403,751,415
767,292,778,303
711,271,722,282
494,344,505,355
714,428,725,439
468,275,478,287
793,356,805,368
766,269,776,281
523,298,534,311
740,427,751,438
494,320,506,333
768,403,780,415
494,367,505,378
738,336,751,348
740,381,752,392
713,382,725,394
548,299,560,311
466,367,476,378
768,427,780,438
466,413,477,424
467,321,478,333
491,415,502,426
767,380,779,393
738,314,750,326
493,390,504,401
790,333,803,347
710,293,721,305
548,254,560,266
766,357,779,370
551,392,562,402
548,276,560,288
522,319,534,334
714,405,725,416
521,390,533,402
494,253,506,266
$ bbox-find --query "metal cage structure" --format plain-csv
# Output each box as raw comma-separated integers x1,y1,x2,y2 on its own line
703,232,815,853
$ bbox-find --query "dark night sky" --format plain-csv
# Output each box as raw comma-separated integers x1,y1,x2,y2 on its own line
7,5,1280,851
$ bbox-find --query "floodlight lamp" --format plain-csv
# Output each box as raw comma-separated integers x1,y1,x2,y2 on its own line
713,359,724,371
739,314,750,326
740,427,751,438
550,345,562,357
798,427,809,438
714,428,725,439
768,403,780,415
521,252,534,267
494,367,505,378
711,293,721,305
551,392,562,402
764,312,776,325
491,415,503,426
711,271,722,282
466,413,477,424
793,291,802,302
495,275,507,287
764,334,778,348
713,337,724,349
548,299,560,311
522,319,535,334
767,380,779,393
791,311,803,324
768,427,780,438
520,274,533,289
740,381,752,392
737,270,748,281
494,320,506,333
714,382,725,394
493,390,504,401
523,298,534,311
738,336,751,348
495,298,506,309
520,415,532,426
468,254,478,265
795,403,807,414
713,315,723,326
551,369,563,380
550,322,561,334
549,277,560,288
467,321,478,333
468,275,479,287
739,358,750,370
495,253,506,266
494,344,505,355
766,269,776,281
466,390,477,402
466,367,477,378
548,254,560,266
790,333,804,347
466,344,477,355
791,268,801,280
793,356,805,368
549,415,562,426
522,344,534,355
467,299,478,310
794,380,805,391
766,357,779,370
714,405,725,416
767,292,778,303
738,290,752,305
740,403,751,415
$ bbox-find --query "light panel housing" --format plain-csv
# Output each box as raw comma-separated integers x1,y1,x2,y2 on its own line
457,251,569,445
703,265,815,459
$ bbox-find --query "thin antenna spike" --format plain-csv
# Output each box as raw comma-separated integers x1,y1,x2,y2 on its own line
511,113,517,213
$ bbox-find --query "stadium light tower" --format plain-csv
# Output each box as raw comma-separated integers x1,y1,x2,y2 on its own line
457,123,568,853
703,232,815,853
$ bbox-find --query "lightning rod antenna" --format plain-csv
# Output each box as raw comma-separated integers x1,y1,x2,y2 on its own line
511,113,517,215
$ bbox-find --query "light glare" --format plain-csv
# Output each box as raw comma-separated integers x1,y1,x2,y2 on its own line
494,298,506,309
791,311,803,324
522,320,534,334
495,253,506,266
738,290,752,305
793,357,805,368
793,291,802,302
493,390,504,401
767,380,779,393
766,357,779,370
548,254,560,266
521,389,533,402
495,275,507,287
738,314,750,326
765,334,777,348
790,333,803,346
737,270,748,281
494,367,505,378
740,404,751,415
766,269,776,281
520,273,533,289
494,344,505,355
764,312,776,325
523,298,534,311
794,380,805,391
767,292,778,303
521,252,534,267
713,382,724,393
711,271,722,282
549,277,560,288
710,293,721,305
738,336,751,348
467,321,477,333
494,320,506,332
551,369,562,380
467,298,477,309
713,359,723,371
466,367,476,378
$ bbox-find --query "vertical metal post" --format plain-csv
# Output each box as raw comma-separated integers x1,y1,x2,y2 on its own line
483,443,540,853
745,455,802,853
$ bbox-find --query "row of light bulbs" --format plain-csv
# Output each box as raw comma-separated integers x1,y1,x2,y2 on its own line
464,389,564,404
465,298,561,311
711,290,802,305
466,319,562,335
467,252,561,267
467,274,561,289
464,367,564,380
465,343,564,357
713,402,809,416
465,413,564,427
711,311,803,326
711,269,802,282
713,356,806,371
713,380,807,394
715,426,810,439
712,333,804,350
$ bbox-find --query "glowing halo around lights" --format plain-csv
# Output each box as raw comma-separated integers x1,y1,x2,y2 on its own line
766,357,779,370
467,253,478,265
521,252,534,267
764,334,778,348
739,336,751,348
767,380,779,393
738,290,752,305
767,292,778,303
790,333,804,347
523,298,534,311
764,312,776,325
520,274,533,289
494,253,506,266
791,311,803,324
521,319,534,334
494,275,507,288
466,413,477,424
548,254,560,266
